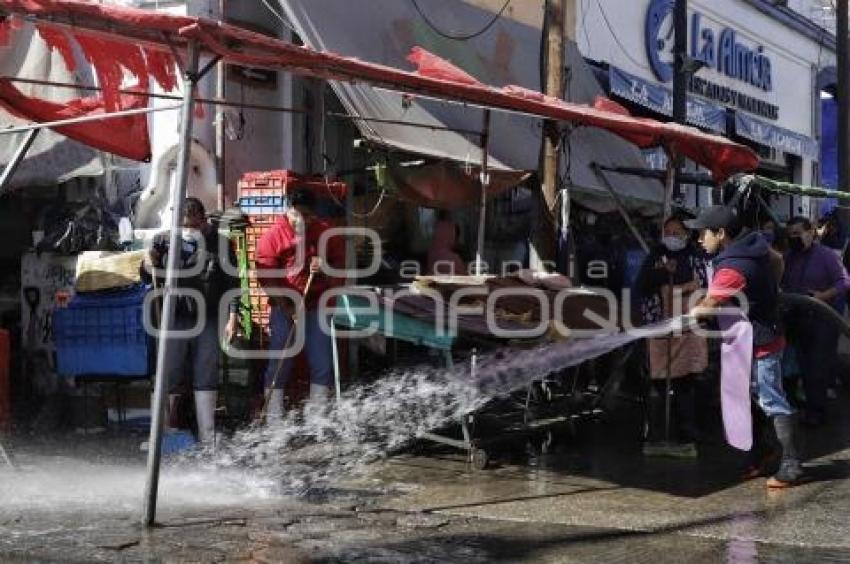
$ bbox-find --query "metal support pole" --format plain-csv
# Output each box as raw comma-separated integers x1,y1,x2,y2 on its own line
838,0,850,227
215,0,226,212
594,165,650,253
663,156,675,227
0,128,39,193
672,0,688,202
475,109,491,276
142,42,200,528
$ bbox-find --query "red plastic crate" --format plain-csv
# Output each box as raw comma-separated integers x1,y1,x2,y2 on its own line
246,214,280,226
237,170,348,201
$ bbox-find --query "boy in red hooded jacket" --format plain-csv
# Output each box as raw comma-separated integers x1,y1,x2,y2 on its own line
255,188,345,417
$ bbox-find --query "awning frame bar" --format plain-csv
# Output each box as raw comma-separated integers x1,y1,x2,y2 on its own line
0,103,182,136
0,128,39,194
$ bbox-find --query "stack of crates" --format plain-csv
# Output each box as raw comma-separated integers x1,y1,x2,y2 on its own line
237,170,347,339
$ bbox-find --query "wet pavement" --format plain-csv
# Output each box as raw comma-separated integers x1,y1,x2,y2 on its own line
3,399,850,562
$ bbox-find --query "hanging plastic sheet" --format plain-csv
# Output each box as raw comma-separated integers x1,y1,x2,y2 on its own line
0,22,102,188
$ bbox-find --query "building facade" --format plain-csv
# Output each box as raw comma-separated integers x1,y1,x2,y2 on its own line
576,0,836,217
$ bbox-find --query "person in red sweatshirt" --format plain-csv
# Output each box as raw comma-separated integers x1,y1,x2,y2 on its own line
255,188,345,417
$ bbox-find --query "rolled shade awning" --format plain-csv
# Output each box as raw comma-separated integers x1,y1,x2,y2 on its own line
733,113,819,160
743,174,850,202
608,66,727,134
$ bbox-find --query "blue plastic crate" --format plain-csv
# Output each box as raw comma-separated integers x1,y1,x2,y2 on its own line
238,195,287,215
53,285,151,377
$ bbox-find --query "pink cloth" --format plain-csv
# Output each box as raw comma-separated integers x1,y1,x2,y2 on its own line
718,313,754,451
647,333,708,380
427,221,466,276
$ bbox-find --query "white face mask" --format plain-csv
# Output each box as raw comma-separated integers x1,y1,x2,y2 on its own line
181,227,203,242
661,236,687,252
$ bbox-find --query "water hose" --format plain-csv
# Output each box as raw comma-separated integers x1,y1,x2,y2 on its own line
778,293,850,339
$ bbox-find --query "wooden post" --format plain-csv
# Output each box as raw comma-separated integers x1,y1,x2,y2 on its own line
531,0,574,272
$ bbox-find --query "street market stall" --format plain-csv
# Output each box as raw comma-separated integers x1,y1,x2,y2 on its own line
0,0,761,526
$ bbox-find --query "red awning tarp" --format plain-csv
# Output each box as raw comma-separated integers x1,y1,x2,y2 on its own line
0,79,151,161
0,0,759,180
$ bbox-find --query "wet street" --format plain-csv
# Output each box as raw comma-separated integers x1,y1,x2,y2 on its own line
3,398,850,562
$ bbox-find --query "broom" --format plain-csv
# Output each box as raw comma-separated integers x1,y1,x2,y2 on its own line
259,269,316,422
0,439,16,470
643,261,696,459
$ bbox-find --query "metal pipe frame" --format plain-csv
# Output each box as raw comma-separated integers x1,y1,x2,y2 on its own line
0,128,39,193
593,164,651,254
474,109,491,276
0,104,182,136
141,41,203,528
0,76,308,116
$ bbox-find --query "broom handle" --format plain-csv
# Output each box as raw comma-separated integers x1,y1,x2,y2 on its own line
260,269,317,420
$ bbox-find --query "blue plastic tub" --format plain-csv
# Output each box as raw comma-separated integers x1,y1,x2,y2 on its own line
53,285,151,377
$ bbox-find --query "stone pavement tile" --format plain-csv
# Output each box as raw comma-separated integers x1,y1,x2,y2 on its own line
251,545,312,563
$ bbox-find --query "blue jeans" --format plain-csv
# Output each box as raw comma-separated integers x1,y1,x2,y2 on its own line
751,351,793,417
264,306,333,390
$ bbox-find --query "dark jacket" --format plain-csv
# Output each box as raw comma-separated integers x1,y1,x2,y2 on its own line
142,224,239,321
636,243,708,325
713,231,779,346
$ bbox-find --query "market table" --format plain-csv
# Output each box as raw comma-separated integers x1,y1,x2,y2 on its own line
328,281,620,469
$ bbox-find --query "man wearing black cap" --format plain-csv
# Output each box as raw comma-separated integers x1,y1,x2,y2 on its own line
686,205,802,488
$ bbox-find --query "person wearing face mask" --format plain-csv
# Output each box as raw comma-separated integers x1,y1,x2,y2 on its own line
141,197,240,446
781,216,850,427
636,215,709,450
255,188,346,418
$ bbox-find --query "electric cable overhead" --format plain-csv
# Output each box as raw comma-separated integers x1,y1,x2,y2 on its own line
596,0,651,71
260,0,298,35
411,0,511,41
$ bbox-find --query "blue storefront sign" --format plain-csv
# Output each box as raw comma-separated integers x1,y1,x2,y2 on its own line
734,112,819,159
608,66,727,133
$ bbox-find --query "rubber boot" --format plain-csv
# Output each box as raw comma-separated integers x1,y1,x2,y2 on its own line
140,394,181,452
193,390,217,446
309,383,331,404
766,414,803,488
266,388,285,421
